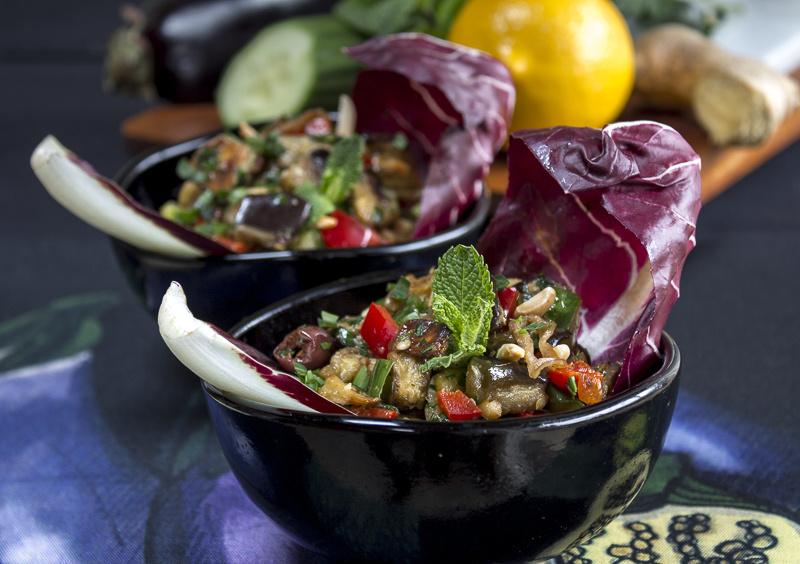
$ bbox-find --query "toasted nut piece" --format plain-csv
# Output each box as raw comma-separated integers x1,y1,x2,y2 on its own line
554,344,571,360
315,216,338,230
496,343,526,362
516,287,556,317
394,339,411,351
239,121,259,139
478,399,503,420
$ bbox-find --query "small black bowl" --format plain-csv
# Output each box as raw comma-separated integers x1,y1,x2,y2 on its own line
202,271,681,564
111,136,491,329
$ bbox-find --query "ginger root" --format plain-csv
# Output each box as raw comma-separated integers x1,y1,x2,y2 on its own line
634,24,800,146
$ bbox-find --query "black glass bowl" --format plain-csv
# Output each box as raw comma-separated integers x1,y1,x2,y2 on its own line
111,136,491,329
202,271,681,564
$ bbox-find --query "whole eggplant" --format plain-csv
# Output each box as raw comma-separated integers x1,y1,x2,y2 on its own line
105,0,340,103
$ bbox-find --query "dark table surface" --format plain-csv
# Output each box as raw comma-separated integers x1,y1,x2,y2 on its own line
3,2,800,562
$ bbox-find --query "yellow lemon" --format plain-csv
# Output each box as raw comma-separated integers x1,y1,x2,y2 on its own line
448,0,635,132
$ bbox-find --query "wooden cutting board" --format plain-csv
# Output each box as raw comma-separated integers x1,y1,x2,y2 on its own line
121,68,800,205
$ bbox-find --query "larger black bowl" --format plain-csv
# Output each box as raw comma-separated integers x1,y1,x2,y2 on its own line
111,136,491,329
202,271,681,564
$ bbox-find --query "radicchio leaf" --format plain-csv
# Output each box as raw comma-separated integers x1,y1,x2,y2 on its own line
477,121,701,393
158,282,351,414
31,136,232,258
346,33,515,238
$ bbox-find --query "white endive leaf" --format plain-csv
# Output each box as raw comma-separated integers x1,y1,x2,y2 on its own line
158,282,351,415
31,135,231,259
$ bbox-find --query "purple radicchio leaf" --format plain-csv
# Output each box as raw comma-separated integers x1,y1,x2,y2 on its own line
31,136,232,258
345,33,515,238
477,121,701,393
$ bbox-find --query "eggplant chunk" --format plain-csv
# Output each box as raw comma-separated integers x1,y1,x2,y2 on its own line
466,357,548,415
235,193,310,234
387,351,430,410
390,319,451,359
319,347,374,383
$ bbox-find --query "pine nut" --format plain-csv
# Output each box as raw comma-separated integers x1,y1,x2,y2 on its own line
554,344,571,360
516,287,556,316
315,216,339,230
496,343,526,362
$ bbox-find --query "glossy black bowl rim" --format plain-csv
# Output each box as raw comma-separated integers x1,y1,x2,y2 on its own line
203,270,681,433
112,135,492,264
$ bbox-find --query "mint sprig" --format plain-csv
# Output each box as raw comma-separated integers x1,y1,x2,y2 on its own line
419,245,494,372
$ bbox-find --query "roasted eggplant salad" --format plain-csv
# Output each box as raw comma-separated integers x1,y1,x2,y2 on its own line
273,245,619,421
159,108,422,252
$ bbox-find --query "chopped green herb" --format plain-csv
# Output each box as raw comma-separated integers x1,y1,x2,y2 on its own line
352,366,370,392
367,359,394,399
227,187,248,206
319,135,365,205
320,342,332,350
318,310,340,329
195,147,218,172
294,182,335,225
193,190,216,220
293,362,325,392
518,321,550,334
391,131,409,150
566,376,578,398
414,323,424,337
333,327,357,347
175,157,208,184
246,129,285,158
493,274,510,290
194,220,229,237
392,294,426,323
388,276,410,301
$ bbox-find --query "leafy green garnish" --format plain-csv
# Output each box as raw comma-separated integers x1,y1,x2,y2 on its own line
319,135,365,205
333,0,469,38
245,129,285,158
194,220,229,238
352,366,370,391
294,183,335,225
388,276,410,301
175,157,208,184
368,359,394,399
193,190,216,220
318,310,340,329
293,362,325,392
391,131,409,150
419,245,494,372
493,274,510,290
517,321,550,335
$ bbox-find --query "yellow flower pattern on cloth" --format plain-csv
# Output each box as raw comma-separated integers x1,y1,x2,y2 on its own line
551,505,800,563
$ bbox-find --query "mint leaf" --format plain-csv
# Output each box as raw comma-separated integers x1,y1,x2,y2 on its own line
425,245,495,368
319,135,365,205
294,183,335,225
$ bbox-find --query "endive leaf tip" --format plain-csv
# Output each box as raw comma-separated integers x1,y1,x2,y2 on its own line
158,282,201,340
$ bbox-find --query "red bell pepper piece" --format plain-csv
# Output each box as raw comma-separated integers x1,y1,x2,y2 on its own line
548,361,604,405
211,235,251,254
437,389,483,421
360,303,398,359
321,209,386,248
497,286,519,323
351,406,399,419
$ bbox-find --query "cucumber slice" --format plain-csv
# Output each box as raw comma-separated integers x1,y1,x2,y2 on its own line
215,15,365,127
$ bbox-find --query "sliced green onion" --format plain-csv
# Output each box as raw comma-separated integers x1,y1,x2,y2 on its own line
352,366,370,391
318,310,340,328
367,359,394,399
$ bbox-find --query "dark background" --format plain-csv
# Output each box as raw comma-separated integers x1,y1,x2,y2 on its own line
2,0,799,448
